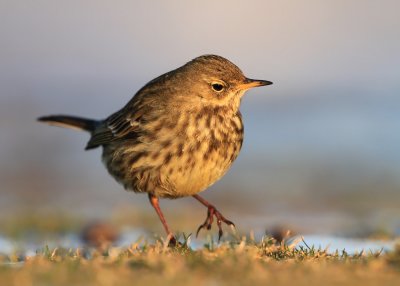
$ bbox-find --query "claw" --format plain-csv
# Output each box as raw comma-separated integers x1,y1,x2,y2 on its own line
218,229,223,242
226,220,235,227
196,204,235,240
196,225,204,238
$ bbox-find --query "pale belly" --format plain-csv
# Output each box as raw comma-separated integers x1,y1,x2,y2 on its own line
166,148,235,197
102,111,243,198
102,136,241,199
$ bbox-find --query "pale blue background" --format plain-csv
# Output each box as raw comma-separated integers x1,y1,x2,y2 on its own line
1,0,399,235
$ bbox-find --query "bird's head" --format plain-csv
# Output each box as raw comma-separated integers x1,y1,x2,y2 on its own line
180,55,272,106
134,55,272,112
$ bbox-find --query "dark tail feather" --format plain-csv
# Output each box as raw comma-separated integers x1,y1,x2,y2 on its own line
38,115,99,132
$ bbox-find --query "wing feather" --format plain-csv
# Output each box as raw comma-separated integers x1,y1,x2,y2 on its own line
85,101,151,149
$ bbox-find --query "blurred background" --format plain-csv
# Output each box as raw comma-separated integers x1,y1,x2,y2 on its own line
1,0,399,239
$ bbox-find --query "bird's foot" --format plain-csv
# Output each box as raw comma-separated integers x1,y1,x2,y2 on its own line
196,205,235,241
166,235,187,248
168,236,178,247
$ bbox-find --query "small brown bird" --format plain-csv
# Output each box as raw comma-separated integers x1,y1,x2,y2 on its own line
39,55,272,245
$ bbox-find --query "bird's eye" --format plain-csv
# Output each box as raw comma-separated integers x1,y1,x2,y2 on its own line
211,82,225,92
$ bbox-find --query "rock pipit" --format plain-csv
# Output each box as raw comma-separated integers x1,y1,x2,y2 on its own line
39,55,272,245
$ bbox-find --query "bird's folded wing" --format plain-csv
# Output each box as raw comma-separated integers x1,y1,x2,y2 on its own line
85,108,145,149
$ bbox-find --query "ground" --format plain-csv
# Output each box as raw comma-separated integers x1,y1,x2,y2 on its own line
0,212,399,285
1,235,400,286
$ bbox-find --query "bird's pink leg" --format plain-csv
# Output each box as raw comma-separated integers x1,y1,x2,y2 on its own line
148,194,177,246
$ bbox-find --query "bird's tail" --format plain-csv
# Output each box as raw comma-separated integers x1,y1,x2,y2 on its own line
38,115,99,132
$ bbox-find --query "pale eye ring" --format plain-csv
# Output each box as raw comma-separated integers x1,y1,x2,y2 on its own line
211,82,225,92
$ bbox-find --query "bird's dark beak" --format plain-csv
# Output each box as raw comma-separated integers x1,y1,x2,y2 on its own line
238,78,273,90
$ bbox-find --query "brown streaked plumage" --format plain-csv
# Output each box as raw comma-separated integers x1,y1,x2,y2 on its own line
38,55,272,245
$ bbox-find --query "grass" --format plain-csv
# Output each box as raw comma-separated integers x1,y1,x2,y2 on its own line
1,235,399,286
